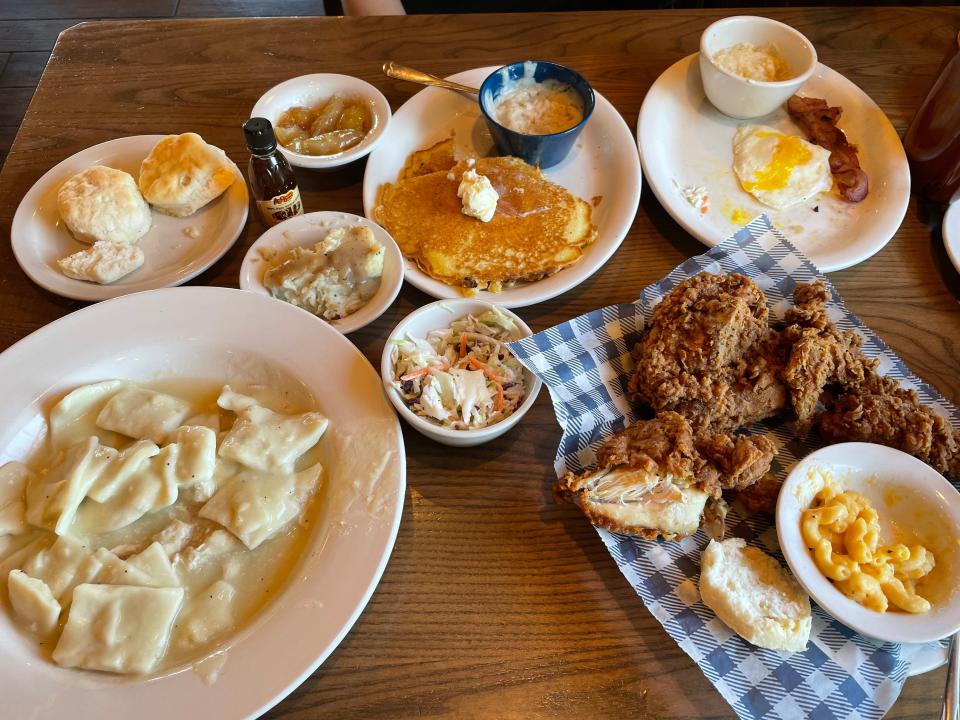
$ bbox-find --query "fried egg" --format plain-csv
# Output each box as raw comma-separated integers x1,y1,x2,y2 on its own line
732,124,833,209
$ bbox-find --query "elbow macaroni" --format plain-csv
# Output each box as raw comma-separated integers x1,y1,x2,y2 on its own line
800,483,934,614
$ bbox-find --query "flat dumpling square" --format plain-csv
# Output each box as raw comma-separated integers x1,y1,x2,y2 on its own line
199,463,322,549
87,439,159,502
94,548,156,587
22,535,102,603
0,536,54,581
126,542,180,588
179,580,235,646
217,386,328,472
8,569,61,637
76,444,179,533
0,462,32,535
49,380,132,451
172,426,216,487
25,437,110,535
96,387,192,444
53,584,184,674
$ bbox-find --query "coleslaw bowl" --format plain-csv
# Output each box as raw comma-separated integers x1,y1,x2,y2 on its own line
380,299,541,446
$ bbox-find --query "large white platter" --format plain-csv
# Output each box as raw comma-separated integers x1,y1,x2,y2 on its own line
638,54,910,272
362,66,642,308
12,136,249,301
0,287,405,719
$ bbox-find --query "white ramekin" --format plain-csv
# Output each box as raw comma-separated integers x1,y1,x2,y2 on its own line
699,16,817,119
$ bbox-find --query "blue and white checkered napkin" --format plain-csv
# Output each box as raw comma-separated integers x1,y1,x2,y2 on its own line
507,215,960,720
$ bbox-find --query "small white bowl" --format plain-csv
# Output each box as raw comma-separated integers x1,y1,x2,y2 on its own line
777,442,960,644
380,299,542,447
238,211,403,335
251,73,391,169
699,15,817,119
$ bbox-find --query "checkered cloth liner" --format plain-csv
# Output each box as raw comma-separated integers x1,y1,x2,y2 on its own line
507,215,960,720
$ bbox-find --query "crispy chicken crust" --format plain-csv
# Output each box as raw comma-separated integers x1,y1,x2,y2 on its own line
557,412,776,540
628,273,789,434
782,281,878,430
816,375,960,477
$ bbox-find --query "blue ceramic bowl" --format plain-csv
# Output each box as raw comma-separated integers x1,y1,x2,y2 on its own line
478,60,595,169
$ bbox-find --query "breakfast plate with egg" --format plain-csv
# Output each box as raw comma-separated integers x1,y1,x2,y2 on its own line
362,65,641,308
11,135,249,301
637,54,910,272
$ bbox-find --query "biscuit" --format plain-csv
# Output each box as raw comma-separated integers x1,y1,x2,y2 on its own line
138,133,237,217
57,165,152,245
699,538,811,652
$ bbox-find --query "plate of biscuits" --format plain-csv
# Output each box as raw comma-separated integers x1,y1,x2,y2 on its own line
362,65,641,308
12,133,249,301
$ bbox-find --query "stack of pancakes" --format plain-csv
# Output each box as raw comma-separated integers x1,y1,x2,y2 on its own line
374,139,596,293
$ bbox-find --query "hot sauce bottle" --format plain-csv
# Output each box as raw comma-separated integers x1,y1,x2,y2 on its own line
242,117,304,226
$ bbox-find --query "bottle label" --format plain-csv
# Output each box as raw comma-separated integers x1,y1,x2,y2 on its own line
257,187,303,226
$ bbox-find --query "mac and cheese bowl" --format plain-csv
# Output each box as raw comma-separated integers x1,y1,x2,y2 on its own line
776,442,960,644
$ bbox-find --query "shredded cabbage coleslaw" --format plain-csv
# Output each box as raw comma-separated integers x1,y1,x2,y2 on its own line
390,309,527,430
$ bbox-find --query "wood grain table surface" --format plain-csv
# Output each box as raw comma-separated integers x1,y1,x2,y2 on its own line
1,7,958,719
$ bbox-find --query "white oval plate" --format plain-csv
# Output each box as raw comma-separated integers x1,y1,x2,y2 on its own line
0,287,404,719
238,211,404,334
362,66,642,308
638,54,910,272
11,135,249,301
776,443,960,646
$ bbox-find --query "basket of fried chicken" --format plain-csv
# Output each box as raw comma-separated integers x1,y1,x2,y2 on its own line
556,271,958,543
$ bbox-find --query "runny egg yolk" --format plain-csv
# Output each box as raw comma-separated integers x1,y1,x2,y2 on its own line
741,132,813,192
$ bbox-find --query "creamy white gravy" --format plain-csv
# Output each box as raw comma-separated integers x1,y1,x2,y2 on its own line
491,64,583,135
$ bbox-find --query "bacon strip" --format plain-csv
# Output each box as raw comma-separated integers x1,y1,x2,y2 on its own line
787,95,869,203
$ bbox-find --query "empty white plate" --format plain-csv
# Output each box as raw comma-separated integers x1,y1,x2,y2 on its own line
12,135,249,301
362,66,641,308
638,54,910,272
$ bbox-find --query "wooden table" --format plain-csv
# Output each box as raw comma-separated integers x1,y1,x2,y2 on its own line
1,7,957,719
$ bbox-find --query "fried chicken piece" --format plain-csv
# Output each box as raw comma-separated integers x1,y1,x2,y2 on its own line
816,374,960,477
557,412,777,540
629,273,789,433
696,433,778,491
667,332,789,433
781,281,878,429
735,475,783,514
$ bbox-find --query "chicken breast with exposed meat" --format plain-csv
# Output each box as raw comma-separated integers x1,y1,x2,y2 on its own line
557,412,776,540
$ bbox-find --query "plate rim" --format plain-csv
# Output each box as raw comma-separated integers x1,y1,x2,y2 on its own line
0,285,405,719
10,135,249,301
637,53,911,273
361,66,642,308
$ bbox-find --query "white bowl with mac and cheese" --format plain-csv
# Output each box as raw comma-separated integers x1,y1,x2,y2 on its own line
777,443,960,644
